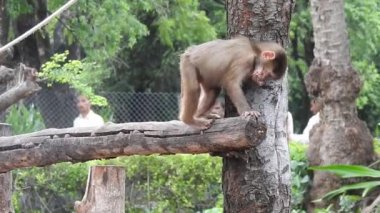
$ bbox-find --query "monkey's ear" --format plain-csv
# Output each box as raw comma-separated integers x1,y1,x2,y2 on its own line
261,51,276,60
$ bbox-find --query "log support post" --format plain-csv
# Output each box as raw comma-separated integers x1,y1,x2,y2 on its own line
0,123,13,213
74,166,126,213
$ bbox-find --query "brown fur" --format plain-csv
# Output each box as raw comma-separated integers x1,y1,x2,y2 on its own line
179,36,287,129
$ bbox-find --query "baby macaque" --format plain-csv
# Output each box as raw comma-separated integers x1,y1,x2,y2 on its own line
179,36,287,129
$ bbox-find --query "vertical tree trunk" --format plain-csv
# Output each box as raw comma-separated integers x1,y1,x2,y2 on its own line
74,166,126,213
223,1,294,212
306,0,375,209
0,0,9,45
0,123,13,213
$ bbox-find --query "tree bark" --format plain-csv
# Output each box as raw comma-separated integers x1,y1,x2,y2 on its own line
0,117,266,173
306,0,375,210
223,0,294,212
74,166,125,213
0,66,14,83
0,64,41,112
0,123,13,213
0,0,9,45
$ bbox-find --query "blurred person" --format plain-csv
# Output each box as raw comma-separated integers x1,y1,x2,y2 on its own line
286,111,294,143
73,95,104,127
291,98,321,144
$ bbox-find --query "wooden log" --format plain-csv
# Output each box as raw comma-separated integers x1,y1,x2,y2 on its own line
0,123,13,213
0,117,266,173
74,166,125,213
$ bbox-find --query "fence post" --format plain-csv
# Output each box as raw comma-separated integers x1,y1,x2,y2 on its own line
0,123,13,213
74,166,125,213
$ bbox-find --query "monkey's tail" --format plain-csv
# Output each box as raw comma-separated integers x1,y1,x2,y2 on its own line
178,53,200,123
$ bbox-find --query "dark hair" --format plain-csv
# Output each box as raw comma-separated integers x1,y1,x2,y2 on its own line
272,46,287,79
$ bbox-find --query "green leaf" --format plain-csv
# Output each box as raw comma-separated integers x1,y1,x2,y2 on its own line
315,181,380,201
310,165,380,178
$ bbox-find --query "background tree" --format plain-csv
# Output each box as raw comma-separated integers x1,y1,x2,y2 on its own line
288,1,380,132
222,0,294,212
306,0,375,209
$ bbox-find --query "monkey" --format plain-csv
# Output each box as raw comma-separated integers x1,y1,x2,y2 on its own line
205,97,225,119
178,36,287,130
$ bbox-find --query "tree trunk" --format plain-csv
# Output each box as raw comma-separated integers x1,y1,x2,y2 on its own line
223,1,294,212
74,166,125,213
0,123,13,213
0,0,9,45
306,0,375,210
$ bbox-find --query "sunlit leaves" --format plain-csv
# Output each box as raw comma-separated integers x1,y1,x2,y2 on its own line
156,0,217,47
39,51,107,106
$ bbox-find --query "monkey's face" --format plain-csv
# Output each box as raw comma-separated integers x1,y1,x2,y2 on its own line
251,62,276,86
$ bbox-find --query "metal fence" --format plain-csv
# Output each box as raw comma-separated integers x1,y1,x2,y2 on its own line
23,89,180,128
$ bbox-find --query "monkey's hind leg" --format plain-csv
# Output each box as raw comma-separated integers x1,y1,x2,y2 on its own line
179,55,212,130
195,87,220,119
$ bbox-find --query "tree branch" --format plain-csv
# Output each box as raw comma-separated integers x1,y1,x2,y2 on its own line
0,64,41,112
0,117,266,173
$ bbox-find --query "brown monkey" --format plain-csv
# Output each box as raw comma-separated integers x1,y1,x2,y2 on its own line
179,36,287,129
203,97,225,119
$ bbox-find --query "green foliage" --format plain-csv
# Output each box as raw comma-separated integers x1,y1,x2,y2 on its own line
374,138,380,154
311,165,380,178
113,155,222,212
39,51,107,106
13,162,90,213
310,165,380,203
5,104,45,135
376,123,380,138
13,155,222,212
289,142,310,210
5,0,32,19
155,0,217,47
287,0,314,132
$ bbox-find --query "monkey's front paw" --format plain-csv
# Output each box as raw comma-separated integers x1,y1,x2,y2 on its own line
241,111,261,119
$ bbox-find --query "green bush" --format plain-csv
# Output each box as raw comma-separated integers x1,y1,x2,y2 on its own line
289,142,310,210
5,104,45,135
13,155,222,212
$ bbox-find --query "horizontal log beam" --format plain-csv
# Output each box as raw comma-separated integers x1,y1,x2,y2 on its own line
0,117,266,173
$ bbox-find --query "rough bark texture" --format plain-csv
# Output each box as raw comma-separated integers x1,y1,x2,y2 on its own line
0,117,266,173
74,166,125,213
0,0,9,45
0,123,13,213
306,0,375,210
0,66,14,83
0,64,41,112
223,0,294,212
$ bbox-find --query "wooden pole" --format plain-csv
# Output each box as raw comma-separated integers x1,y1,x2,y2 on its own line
0,123,13,213
74,166,126,213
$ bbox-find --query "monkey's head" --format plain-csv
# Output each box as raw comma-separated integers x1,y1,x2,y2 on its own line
251,42,287,86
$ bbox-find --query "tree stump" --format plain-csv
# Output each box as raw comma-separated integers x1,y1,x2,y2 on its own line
0,123,13,213
74,166,125,213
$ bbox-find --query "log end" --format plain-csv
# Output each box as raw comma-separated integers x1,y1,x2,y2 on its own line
245,118,267,146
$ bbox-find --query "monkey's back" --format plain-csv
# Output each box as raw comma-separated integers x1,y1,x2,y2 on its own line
184,37,254,87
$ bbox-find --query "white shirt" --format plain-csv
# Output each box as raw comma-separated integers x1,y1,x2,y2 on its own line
287,112,294,141
73,110,104,128
291,112,320,144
